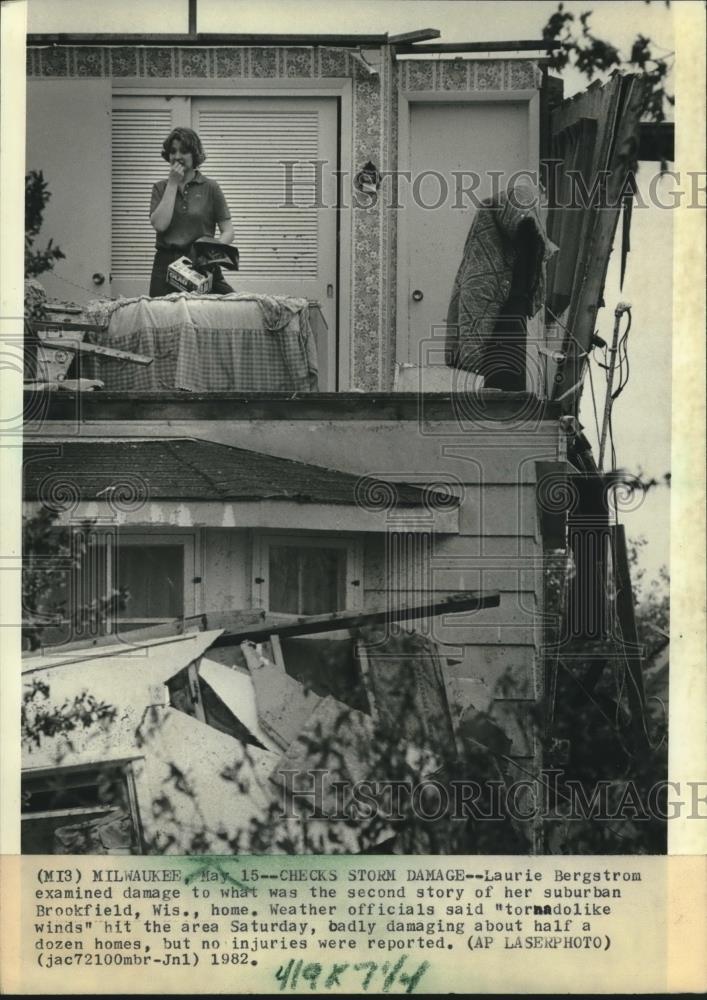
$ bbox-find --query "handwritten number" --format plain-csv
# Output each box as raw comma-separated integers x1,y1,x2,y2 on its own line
301,962,322,989
399,960,430,994
276,955,428,994
354,960,378,990
381,955,407,992
275,958,294,990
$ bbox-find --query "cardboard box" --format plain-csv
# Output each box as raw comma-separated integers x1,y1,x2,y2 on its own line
167,256,212,294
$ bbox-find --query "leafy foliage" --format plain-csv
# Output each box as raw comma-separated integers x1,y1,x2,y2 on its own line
22,507,128,651
628,535,670,659
541,529,668,853
25,169,65,277
542,2,674,123
22,679,117,752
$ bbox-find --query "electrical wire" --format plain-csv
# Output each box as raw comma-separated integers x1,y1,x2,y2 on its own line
546,306,664,763
546,305,608,458
547,304,633,473
612,310,633,401
586,348,602,448
545,306,588,359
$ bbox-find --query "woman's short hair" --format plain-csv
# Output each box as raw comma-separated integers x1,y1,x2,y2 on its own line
161,127,206,167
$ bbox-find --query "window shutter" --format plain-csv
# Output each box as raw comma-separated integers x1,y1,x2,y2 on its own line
195,106,322,280
111,104,175,283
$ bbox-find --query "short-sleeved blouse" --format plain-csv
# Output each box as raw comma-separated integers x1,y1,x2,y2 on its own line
150,171,230,250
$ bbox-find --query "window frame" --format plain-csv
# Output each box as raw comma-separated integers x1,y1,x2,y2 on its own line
251,531,363,615
21,758,145,855
24,528,199,638
110,531,198,627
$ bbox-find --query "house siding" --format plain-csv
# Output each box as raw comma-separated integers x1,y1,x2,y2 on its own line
29,413,561,795
201,527,251,614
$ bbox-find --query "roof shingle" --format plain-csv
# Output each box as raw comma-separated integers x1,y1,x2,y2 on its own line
24,438,458,509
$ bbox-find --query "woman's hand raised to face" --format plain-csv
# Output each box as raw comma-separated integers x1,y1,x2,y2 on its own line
168,160,186,185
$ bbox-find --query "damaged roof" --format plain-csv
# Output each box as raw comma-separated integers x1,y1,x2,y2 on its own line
24,437,455,508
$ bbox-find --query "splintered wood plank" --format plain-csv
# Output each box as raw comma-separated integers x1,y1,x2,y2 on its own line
550,74,647,409
38,335,153,366
241,640,322,751
213,591,500,646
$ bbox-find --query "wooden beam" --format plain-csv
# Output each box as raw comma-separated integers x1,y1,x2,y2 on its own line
45,305,83,315
550,75,647,412
34,320,108,333
38,338,154,366
188,0,197,36
25,390,562,423
21,616,205,656
212,591,501,646
388,29,440,45
394,39,561,54
27,33,390,47
24,593,499,657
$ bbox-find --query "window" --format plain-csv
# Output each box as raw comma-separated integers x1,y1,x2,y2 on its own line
25,530,197,646
252,534,362,615
21,762,143,855
116,542,187,628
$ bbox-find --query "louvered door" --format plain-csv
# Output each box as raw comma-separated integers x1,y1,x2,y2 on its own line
110,96,190,299
193,97,338,380
111,95,338,385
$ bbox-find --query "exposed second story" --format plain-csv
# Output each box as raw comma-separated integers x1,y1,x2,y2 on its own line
24,29,654,399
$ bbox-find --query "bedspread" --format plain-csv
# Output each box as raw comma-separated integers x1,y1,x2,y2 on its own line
445,183,558,372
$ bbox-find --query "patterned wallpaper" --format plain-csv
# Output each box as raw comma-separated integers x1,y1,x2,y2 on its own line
27,46,540,389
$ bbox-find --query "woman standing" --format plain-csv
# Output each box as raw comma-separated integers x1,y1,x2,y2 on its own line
149,126,234,296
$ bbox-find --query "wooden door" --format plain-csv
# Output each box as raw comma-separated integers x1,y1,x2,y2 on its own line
398,100,531,369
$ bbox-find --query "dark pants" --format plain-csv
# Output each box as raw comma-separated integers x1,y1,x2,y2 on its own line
149,247,234,297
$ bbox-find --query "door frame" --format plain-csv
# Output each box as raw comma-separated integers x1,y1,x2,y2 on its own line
113,79,353,391
395,89,541,392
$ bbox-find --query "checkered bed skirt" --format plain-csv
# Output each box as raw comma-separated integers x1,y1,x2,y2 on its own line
86,295,320,392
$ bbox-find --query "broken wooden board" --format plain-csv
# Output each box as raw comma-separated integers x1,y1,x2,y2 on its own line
213,591,500,647
278,634,369,712
37,334,153,366
240,640,323,752
547,74,648,411
445,676,495,727
198,657,279,751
